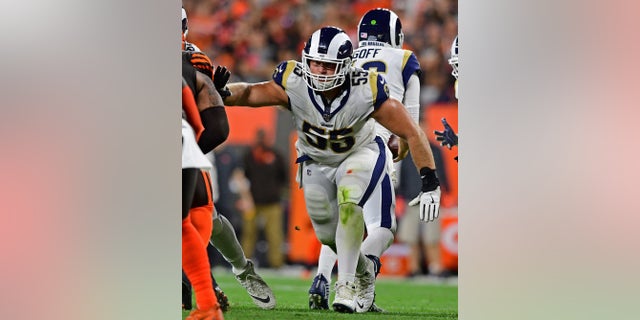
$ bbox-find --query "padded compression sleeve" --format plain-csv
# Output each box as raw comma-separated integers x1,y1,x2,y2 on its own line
197,107,229,154
403,74,421,124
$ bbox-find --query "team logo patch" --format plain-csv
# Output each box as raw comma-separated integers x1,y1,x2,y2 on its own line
306,169,312,176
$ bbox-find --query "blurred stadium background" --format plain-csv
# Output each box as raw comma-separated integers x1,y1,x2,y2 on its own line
183,0,458,282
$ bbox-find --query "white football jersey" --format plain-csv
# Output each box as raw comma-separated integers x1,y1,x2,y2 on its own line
353,44,421,142
272,60,391,167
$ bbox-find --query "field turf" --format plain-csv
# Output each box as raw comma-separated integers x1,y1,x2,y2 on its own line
182,270,457,319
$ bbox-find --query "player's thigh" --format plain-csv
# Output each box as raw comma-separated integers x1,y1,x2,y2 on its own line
191,170,212,209
362,173,396,233
301,162,338,224
336,139,390,207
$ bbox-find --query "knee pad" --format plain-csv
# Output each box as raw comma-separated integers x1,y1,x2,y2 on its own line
304,185,333,223
338,202,363,226
337,177,366,206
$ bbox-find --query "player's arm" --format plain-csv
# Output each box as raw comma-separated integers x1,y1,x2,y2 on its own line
195,71,229,154
373,98,441,222
372,98,435,171
182,78,204,139
224,80,289,107
394,71,422,161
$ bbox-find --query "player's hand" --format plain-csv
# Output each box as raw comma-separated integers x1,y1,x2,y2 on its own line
434,117,458,149
407,186,441,222
189,52,214,78
213,65,231,98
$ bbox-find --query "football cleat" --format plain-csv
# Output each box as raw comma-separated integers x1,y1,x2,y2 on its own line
185,304,224,320
368,301,386,313
354,256,377,312
214,286,229,312
182,279,193,310
332,280,356,313
234,260,276,309
308,274,330,310
366,254,382,277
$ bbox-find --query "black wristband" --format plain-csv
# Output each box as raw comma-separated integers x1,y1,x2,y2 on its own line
420,167,439,192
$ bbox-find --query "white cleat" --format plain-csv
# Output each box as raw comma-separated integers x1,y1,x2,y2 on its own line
332,280,356,313
355,258,376,312
234,260,276,309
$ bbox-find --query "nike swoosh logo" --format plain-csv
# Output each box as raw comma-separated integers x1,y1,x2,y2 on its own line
357,301,365,309
250,294,271,304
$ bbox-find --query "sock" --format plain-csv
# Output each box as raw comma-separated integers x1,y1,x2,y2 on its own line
210,214,248,274
317,245,337,282
182,216,217,310
361,227,394,258
189,204,213,245
335,203,364,284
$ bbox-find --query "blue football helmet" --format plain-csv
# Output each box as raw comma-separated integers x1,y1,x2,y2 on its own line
449,36,458,79
357,8,404,48
302,26,353,91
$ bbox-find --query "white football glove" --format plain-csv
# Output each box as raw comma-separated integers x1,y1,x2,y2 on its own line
408,186,441,222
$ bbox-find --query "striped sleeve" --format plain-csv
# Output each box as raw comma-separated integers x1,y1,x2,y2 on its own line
369,72,390,110
401,51,421,87
272,60,297,90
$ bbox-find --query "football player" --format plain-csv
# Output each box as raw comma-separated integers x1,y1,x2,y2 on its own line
181,7,276,311
308,8,425,313
224,26,441,313
182,79,225,320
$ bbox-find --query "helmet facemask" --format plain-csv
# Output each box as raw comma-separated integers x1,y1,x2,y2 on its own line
302,53,352,91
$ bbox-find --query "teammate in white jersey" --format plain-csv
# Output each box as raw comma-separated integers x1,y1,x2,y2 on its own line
224,26,441,313
308,8,424,313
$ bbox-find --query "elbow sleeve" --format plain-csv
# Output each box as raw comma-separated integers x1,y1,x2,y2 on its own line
197,107,229,154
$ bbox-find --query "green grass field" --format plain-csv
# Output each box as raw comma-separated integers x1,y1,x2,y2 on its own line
183,270,457,319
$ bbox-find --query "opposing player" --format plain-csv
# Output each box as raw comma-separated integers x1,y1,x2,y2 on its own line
224,26,441,313
181,8,276,310
307,8,424,312
182,7,200,52
434,35,459,157
182,79,225,320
